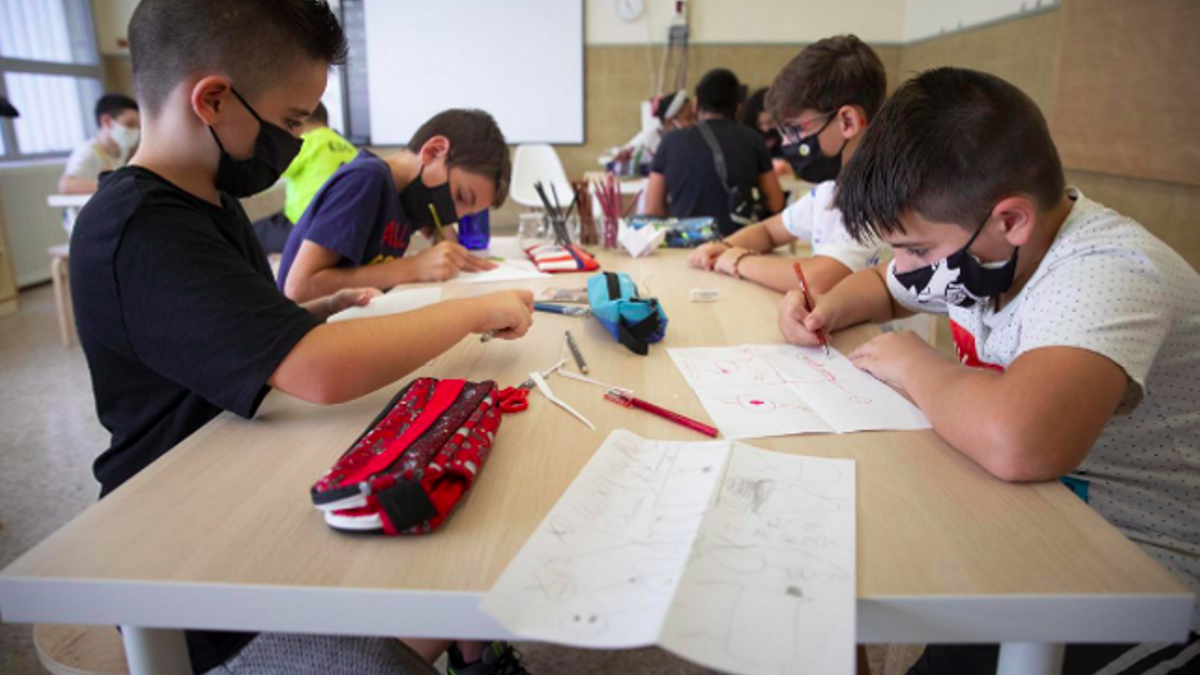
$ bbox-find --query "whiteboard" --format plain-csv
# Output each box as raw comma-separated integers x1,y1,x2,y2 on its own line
363,0,584,145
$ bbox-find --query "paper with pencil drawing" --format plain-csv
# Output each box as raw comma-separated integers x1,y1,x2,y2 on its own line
668,344,930,439
480,429,856,675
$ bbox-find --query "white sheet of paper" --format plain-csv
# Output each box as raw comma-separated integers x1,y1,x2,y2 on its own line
659,445,857,675
669,347,786,387
452,260,549,284
479,430,730,648
691,383,834,440
326,287,442,323
481,430,858,675
668,345,930,439
795,378,931,433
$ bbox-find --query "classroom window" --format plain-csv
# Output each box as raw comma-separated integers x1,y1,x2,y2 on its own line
0,0,97,65
5,73,101,155
0,0,103,160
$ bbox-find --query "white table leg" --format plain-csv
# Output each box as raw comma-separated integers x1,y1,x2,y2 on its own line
997,642,1064,675
120,626,193,675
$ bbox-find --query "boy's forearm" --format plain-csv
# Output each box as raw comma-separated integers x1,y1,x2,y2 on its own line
724,222,776,252
271,298,480,404
300,295,336,321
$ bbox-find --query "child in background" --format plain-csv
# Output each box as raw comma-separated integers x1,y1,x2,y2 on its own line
739,88,792,178
71,1,534,673
277,108,506,302
644,68,784,237
689,35,886,295
779,67,1200,674
252,101,357,253
58,93,140,194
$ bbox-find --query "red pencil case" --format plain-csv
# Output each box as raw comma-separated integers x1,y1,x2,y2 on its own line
524,242,600,273
310,378,502,535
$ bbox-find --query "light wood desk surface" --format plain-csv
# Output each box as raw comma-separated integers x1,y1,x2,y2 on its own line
0,250,1191,669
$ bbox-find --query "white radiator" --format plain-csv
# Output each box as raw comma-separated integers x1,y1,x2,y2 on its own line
0,160,69,287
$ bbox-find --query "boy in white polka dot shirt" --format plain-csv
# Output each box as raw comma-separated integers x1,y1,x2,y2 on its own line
779,67,1200,674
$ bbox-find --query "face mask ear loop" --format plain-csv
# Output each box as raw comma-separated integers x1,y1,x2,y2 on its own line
962,210,993,253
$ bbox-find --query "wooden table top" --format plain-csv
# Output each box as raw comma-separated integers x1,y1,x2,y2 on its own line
1,248,1190,643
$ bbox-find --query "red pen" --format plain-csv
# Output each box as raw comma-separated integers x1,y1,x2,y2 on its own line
793,261,832,358
604,389,719,438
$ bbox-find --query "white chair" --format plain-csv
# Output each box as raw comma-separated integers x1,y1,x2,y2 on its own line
510,144,574,210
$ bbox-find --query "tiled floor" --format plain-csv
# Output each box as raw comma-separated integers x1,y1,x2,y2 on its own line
0,285,900,675
0,284,108,675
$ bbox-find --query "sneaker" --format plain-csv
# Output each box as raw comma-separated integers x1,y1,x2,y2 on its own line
447,642,531,675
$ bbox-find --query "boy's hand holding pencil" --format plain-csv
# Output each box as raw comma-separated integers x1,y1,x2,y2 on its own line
778,276,839,350
411,241,496,282
470,290,535,341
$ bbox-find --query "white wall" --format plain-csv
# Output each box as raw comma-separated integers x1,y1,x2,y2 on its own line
587,0,907,45
902,0,1059,42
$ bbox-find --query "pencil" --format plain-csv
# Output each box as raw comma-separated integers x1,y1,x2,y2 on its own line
793,261,831,357
564,330,589,374
428,204,446,244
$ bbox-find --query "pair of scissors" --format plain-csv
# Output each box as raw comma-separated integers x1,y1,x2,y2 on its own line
496,358,566,414
497,386,531,413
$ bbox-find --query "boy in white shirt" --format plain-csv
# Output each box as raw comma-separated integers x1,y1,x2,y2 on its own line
780,66,1200,674
58,93,140,194
688,35,885,294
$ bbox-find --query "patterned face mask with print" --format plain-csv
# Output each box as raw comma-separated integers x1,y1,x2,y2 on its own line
887,211,1021,311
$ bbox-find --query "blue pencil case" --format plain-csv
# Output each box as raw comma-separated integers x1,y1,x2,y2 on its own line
587,272,668,356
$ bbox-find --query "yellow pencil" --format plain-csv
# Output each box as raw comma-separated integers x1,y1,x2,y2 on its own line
428,204,446,243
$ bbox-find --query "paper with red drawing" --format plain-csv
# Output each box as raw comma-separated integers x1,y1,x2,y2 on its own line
668,345,930,439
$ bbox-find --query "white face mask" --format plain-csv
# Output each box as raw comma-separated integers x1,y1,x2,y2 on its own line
110,123,140,154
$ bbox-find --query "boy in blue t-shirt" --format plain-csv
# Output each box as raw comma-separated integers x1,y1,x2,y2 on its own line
278,109,508,302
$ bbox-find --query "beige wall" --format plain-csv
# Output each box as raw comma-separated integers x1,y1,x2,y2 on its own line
95,6,1199,268
896,9,1200,270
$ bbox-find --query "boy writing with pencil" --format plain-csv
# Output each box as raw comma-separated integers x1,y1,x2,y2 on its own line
278,109,507,302
780,67,1200,673
688,35,886,295
71,1,534,673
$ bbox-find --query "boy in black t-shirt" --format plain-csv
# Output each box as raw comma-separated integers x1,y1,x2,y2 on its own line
643,68,785,236
70,1,533,673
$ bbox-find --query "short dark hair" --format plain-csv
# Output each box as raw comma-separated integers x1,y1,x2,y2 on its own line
738,88,769,128
409,109,511,209
308,101,329,126
835,67,1066,242
129,0,348,116
766,35,886,123
696,68,745,118
94,93,138,125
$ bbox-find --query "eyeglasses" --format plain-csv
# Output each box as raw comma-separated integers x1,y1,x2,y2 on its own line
777,111,836,145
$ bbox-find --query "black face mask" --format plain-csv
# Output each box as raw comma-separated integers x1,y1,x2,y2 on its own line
890,211,1020,310
400,164,458,228
780,114,846,183
209,88,303,198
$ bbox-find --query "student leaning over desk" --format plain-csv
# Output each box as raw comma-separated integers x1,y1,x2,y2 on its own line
276,108,508,302
780,67,1200,675
687,35,886,296
69,1,534,674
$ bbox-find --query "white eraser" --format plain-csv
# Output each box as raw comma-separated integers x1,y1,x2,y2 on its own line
690,288,719,302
